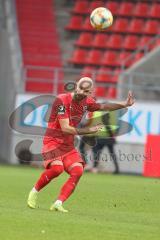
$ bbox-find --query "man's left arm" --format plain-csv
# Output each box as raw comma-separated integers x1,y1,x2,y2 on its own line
98,91,135,111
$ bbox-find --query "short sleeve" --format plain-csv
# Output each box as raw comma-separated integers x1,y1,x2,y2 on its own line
87,97,101,112
51,96,69,120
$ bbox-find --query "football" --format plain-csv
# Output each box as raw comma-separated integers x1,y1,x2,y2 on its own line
90,7,113,30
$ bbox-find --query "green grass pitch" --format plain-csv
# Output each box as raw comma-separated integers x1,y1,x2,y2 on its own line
0,165,160,240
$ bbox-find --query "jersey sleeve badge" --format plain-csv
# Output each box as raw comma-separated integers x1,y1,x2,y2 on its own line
57,105,66,114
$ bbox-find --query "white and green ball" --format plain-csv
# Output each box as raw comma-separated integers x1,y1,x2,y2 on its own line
90,7,113,30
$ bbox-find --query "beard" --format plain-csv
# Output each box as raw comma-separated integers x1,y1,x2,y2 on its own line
74,93,87,101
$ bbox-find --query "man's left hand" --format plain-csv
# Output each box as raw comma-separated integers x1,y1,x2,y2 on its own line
125,91,135,107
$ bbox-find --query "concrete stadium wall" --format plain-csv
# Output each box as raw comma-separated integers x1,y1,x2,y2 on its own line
0,29,15,162
118,47,160,102
116,46,160,174
0,0,23,163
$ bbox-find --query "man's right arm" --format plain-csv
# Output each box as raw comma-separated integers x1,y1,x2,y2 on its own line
59,118,103,135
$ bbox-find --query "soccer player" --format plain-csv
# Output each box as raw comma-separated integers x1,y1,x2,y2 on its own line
27,77,134,213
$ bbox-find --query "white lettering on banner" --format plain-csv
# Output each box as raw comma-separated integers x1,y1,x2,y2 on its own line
117,103,160,144
15,95,160,144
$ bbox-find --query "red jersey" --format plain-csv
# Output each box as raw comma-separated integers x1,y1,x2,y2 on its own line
43,93,100,147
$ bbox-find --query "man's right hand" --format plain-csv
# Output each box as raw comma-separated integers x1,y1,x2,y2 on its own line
89,124,104,133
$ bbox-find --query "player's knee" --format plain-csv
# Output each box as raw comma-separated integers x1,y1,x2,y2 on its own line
70,166,84,178
54,165,64,176
50,165,64,178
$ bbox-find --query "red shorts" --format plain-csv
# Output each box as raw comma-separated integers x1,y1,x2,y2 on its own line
42,142,85,170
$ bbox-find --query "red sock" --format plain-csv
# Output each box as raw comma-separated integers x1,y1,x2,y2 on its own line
35,165,64,191
58,166,84,202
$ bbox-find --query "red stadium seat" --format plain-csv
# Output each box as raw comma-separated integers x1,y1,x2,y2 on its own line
113,18,129,33
105,1,119,15
128,19,145,34
118,2,134,17
25,81,53,93
16,0,64,93
131,52,144,65
81,66,97,78
22,46,60,54
111,69,120,84
96,67,112,82
69,49,88,65
143,20,160,35
101,51,118,67
57,83,65,94
75,33,93,47
138,36,152,49
154,37,160,48
96,67,117,83
65,16,83,31
149,4,160,19
95,86,107,97
107,34,123,50
133,3,149,18
92,33,109,48
123,35,139,50
23,54,62,67
27,69,54,80
89,1,104,12
107,87,117,99
117,52,131,67
86,50,103,65
83,17,93,31
72,1,89,15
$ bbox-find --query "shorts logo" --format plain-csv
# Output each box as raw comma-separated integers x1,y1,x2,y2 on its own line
58,105,65,114
83,106,87,111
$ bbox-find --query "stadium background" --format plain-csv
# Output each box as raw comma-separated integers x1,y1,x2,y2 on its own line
0,1,160,239
0,0,160,175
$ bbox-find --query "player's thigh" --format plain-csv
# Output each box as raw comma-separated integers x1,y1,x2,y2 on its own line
42,144,64,169
63,149,85,173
